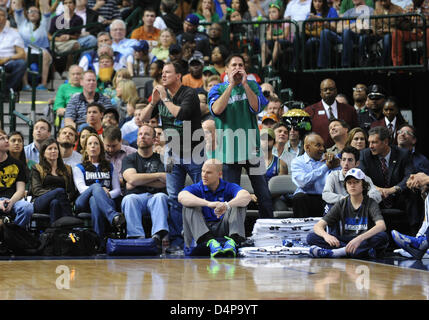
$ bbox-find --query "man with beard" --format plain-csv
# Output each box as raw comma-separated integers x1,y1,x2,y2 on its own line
291,133,340,218
57,125,82,167
24,119,51,163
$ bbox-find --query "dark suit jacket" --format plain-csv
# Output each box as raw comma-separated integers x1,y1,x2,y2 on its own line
304,101,358,148
370,115,407,145
359,145,416,191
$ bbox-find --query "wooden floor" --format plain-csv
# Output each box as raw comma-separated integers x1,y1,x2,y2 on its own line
1,256,429,300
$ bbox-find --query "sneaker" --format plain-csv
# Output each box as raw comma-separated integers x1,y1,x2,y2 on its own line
309,245,334,258
22,85,32,91
222,236,237,257
391,230,428,260
112,213,126,230
207,239,223,258
36,84,48,90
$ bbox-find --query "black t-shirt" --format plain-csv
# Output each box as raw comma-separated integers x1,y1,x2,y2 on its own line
0,156,26,199
49,14,83,36
121,152,166,196
152,85,203,159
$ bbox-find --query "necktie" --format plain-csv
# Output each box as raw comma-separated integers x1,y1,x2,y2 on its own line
388,123,394,140
380,157,393,208
328,106,336,121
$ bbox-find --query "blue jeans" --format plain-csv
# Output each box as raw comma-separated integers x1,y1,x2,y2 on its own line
77,35,97,49
0,197,34,227
307,230,389,258
75,184,120,238
33,188,73,224
166,159,202,247
222,159,273,218
3,59,27,92
121,192,169,238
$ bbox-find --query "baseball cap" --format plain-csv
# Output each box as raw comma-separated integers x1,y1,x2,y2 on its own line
260,128,275,140
262,113,279,123
367,84,387,100
203,66,218,75
344,168,366,181
188,52,204,65
169,44,182,54
185,13,199,26
132,40,149,52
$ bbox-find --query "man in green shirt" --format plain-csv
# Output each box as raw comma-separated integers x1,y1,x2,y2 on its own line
208,54,273,218
53,64,83,117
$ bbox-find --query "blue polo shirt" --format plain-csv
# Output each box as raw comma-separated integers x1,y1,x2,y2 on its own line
183,178,243,222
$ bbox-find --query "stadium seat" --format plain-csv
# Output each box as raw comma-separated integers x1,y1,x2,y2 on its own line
268,175,296,218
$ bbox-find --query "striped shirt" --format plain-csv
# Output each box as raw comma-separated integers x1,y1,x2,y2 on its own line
88,0,121,21
65,92,113,126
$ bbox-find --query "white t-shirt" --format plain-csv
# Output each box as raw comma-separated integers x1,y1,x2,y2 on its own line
283,0,312,21
0,27,25,58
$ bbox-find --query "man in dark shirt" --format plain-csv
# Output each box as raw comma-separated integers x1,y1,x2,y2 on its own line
141,61,203,250
121,125,169,250
0,129,33,227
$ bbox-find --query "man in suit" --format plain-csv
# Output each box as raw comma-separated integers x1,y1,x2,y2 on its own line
305,79,358,148
359,126,421,234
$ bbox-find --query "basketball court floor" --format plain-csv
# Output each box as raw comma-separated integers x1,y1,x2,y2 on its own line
1,254,429,300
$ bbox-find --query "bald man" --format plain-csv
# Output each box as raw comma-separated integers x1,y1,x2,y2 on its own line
305,79,358,148
178,159,251,258
291,133,341,218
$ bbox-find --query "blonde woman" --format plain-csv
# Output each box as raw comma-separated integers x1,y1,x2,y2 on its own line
195,0,220,33
151,28,176,62
103,68,132,107
116,79,138,121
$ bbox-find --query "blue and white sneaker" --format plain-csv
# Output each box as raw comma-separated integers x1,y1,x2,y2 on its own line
309,245,334,258
207,239,223,258
391,230,429,260
222,236,237,257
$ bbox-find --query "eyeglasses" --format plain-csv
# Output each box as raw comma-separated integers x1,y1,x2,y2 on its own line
353,87,366,92
397,130,415,137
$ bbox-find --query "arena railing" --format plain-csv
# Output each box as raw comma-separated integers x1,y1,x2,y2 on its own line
301,13,427,73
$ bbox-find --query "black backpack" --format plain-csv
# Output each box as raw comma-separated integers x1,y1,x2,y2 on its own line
38,216,101,256
0,220,41,256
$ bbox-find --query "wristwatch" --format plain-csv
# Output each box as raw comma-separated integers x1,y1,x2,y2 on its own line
163,97,171,103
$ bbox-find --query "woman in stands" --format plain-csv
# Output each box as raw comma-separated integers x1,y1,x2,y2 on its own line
8,131,35,171
195,0,220,33
12,0,52,90
76,126,98,153
30,138,75,224
104,68,132,107
151,29,176,62
345,127,368,151
143,60,165,100
116,78,138,121
231,0,252,21
73,133,124,243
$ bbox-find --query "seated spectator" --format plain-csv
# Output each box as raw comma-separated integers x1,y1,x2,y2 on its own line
0,129,33,227
178,158,252,258
340,0,374,14
0,7,26,94
120,97,144,134
88,0,121,25
326,119,350,155
8,132,34,178
131,39,152,77
352,83,368,112
228,8,254,53
73,133,124,245
13,0,52,91
182,53,204,89
307,168,389,258
261,113,279,129
151,28,176,62
64,70,113,129
109,19,138,75
121,125,169,250
53,65,84,117
102,107,120,128
30,138,76,224
57,125,82,166
265,96,284,120
261,128,288,181
74,0,100,50
359,126,421,234
79,102,105,134
104,68,132,108
203,74,221,94
130,7,161,50
168,43,189,75
291,133,340,218
153,126,166,156
76,125,98,153
397,124,429,175
122,103,146,148
49,0,83,73
202,66,219,89
102,125,136,191
231,0,252,21
96,54,116,91
79,32,129,74
144,60,165,100
304,0,338,69
281,108,311,158
207,22,227,53
318,0,374,68
195,0,220,34
323,146,382,212
370,96,407,143
272,122,298,171
24,118,52,164
209,44,228,76
358,84,387,133
345,126,368,151
115,78,138,121
391,0,429,66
